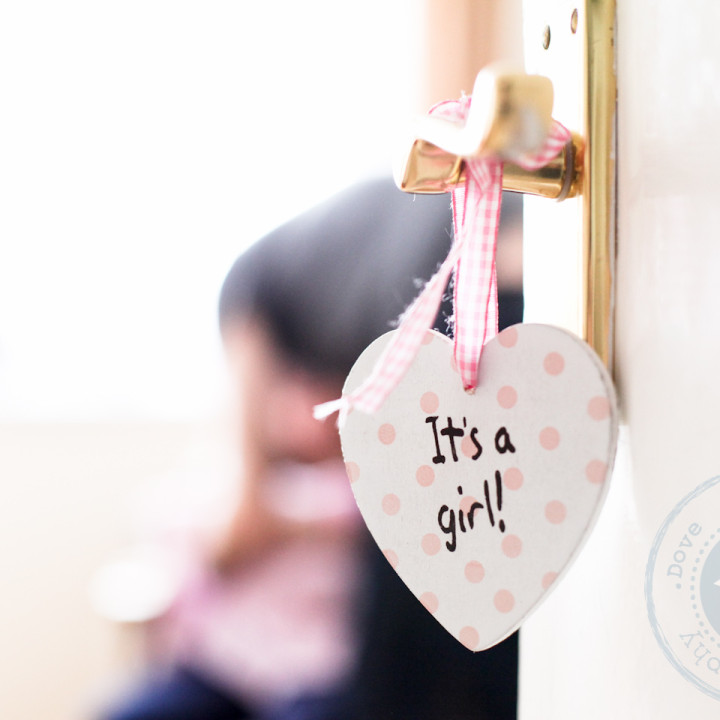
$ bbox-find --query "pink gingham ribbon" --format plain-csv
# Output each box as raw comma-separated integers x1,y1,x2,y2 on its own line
315,99,570,423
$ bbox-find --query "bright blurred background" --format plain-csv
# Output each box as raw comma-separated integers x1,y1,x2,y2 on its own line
0,2,521,717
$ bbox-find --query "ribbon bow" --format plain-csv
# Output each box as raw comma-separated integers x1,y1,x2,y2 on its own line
315,98,570,424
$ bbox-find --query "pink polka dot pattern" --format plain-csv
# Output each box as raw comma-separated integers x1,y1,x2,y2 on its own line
543,352,565,375
382,493,401,516
497,326,518,347
420,391,439,413
461,435,478,458
338,322,618,651
344,461,359,484
585,459,607,484
539,426,560,450
416,465,435,487
459,626,480,650
464,561,485,583
494,589,515,613
503,467,524,491
378,423,396,445
588,395,610,420
545,500,567,524
383,549,398,569
421,331,434,345
497,385,518,409
420,591,439,614
421,533,441,556
501,534,523,558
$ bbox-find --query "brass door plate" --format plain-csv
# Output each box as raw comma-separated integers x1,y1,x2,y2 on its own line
522,0,616,369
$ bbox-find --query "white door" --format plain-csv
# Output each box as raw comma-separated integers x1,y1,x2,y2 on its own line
520,1,720,716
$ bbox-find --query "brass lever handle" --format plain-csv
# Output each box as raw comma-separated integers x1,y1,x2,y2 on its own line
394,66,582,201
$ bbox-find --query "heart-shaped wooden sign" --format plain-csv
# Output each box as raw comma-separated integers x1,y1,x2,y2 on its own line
340,324,618,651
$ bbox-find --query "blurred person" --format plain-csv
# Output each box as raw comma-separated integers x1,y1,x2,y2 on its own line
101,178,522,720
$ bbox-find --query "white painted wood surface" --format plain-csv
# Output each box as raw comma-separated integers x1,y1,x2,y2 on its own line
520,1,720,716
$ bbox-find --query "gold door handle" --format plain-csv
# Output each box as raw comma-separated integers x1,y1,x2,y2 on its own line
394,14,617,376
394,66,582,201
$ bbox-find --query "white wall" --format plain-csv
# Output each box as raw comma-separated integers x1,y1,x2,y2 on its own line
0,1,424,423
0,3,426,718
0,422,199,719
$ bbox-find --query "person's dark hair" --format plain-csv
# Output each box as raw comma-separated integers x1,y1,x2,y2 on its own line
219,177,521,720
219,178,452,377
219,177,522,379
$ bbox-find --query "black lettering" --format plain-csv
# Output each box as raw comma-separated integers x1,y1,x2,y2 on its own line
483,478,495,527
438,505,457,551
466,502,483,529
469,427,483,460
459,508,467,533
440,416,464,462
494,426,516,454
426,416,446,464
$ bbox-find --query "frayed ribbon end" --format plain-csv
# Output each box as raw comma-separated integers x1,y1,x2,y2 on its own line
313,397,351,427
313,391,389,427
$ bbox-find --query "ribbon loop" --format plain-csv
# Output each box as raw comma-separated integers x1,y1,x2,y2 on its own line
314,100,570,421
